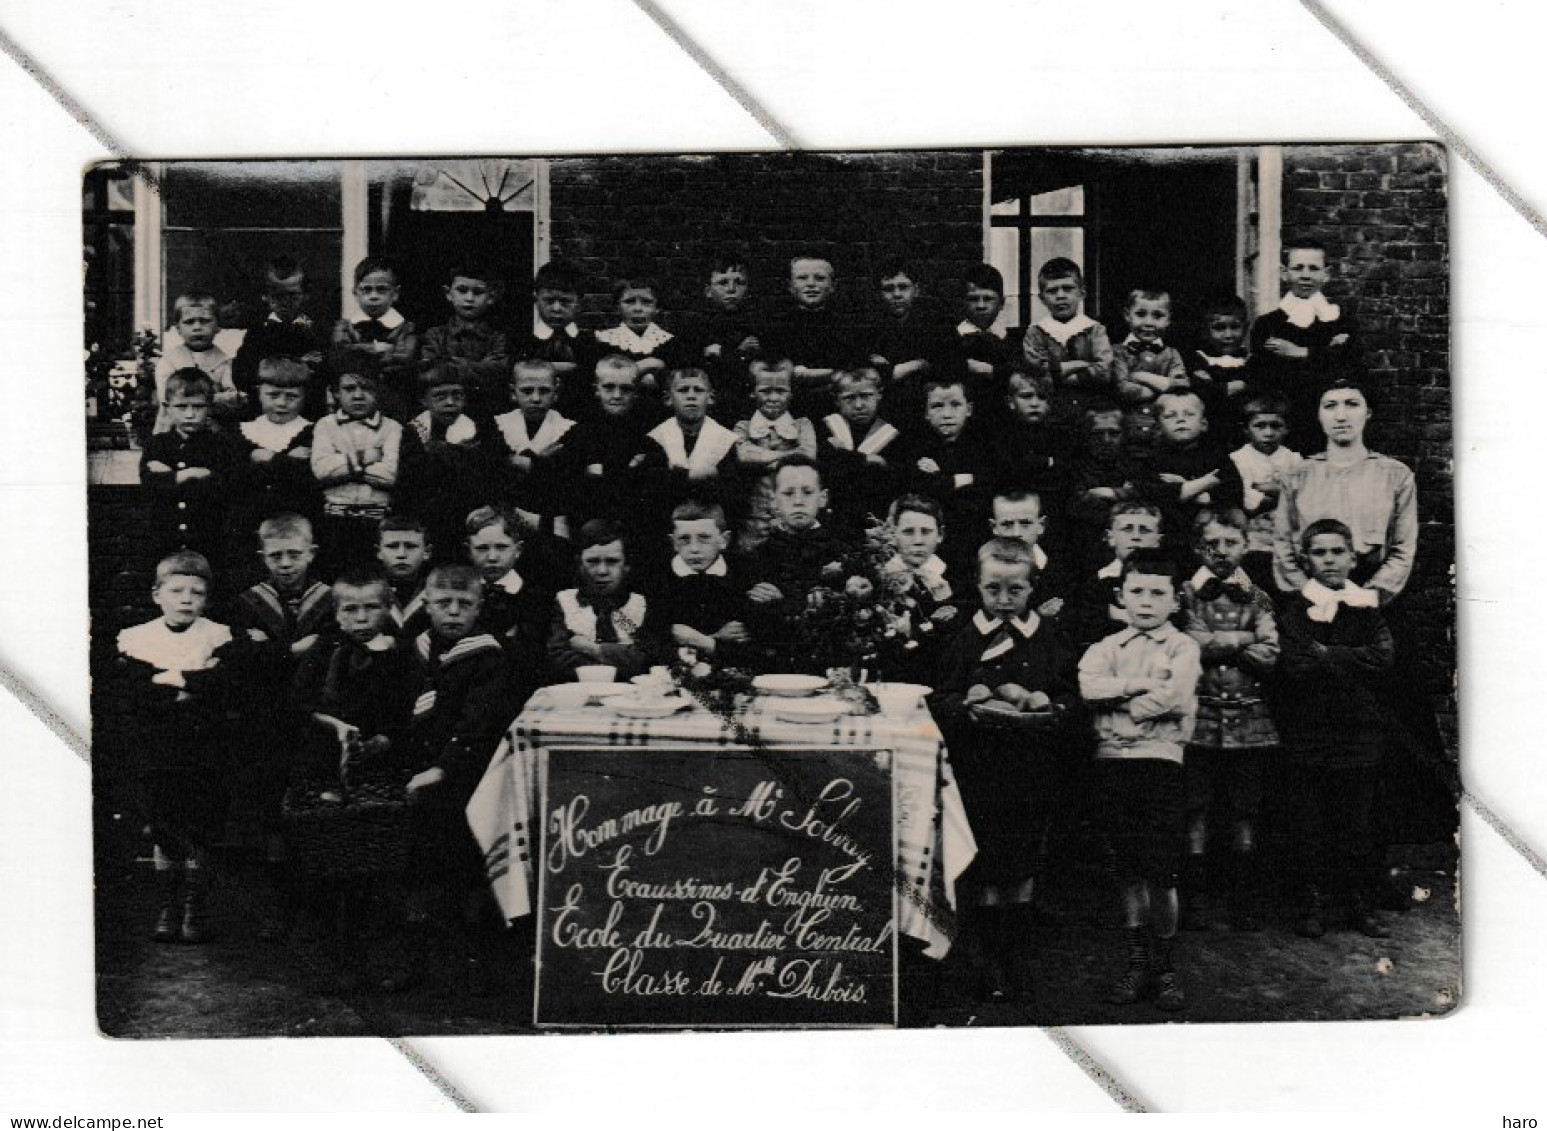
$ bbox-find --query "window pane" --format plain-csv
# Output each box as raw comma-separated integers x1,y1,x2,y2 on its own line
987,225,1020,332
1030,185,1084,216
408,160,539,212
1028,228,1085,322
162,162,343,229
989,196,1021,217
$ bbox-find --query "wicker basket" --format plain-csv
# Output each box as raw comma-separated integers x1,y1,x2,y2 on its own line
282,774,412,880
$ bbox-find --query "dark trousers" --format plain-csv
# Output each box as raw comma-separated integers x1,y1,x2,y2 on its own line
1287,762,1379,902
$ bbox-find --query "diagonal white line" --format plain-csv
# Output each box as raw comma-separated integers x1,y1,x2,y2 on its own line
0,663,89,764
0,23,131,169
628,0,800,150
1300,0,1547,241
1044,1027,1152,1112
0,6,1530,1109
386,1038,484,1113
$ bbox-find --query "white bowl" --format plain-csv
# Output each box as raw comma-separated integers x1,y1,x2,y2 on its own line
576,664,618,683
545,684,592,708
774,697,848,724
871,682,932,715
752,673,828,697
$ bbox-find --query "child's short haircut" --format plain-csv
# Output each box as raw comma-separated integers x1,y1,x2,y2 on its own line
332,566,391,598
772,452,822,483
163,367,215,402
888,493,944,528
445,258,497,287
707,249,749,276
577,518,628,554
611,272,660,302
256,356,309,389
377,513,429,542
266,256,305,285
258,512,314,544
1121,548,1183,586
1192,507,1249,538
1108,501,1163,529
1299,517,1355,554
352,256,399,286
1125,287,1170,310
1240,392,1290,421
789,251,834,274
992,487,1043,514
667,366,711,391
963,263,1005,297
977,536,1036,573
1083,395,1124,423
1201,292,1248,322
1036,257,1083,288
171,291,218,321
834,366,881,390
594,354,639,383
533,260,582,294
464,504,524,542
750,354,794,376
329,362,380,389
671,499,728,530
1005,362,1054,398
513,358,557,383
1281,235,1329,262
1156,388,1206,413
424,563,483,594
419,363,467,393
877,256,917,283
155,550,212,587
922,373,968,397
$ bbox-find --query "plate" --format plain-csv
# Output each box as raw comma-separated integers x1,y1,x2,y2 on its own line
613,696,693,719
752,674,828,697
584,683,636,703
773,697,849,724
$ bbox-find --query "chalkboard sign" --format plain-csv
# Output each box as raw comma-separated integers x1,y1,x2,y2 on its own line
535,745,897,1029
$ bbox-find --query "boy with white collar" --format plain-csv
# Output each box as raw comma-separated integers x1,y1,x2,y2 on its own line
465,505,549,700
1020,258,1114,422
660,500,754,664
1275,518,1393,941
331,257,419,421
956,263,1022,397
1112,288,1189,435
734,357,817,551
546,520,662,683
1071,502,1164,647
817,366,902,532
1247,237,1360,449
1178,508,1280,933
494,359,576,538
988,488,1071,620
404,366,496,559
522,261,587,410
930,536,1078,1002
1077,549,1201,1012
642,367,741,557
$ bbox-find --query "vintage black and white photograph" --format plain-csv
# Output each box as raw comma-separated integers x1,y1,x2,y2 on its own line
84,145,1458,1037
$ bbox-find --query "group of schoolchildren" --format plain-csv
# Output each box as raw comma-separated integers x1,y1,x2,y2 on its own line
114,237,1395,1012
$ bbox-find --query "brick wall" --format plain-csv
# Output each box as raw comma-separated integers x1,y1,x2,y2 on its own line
547,151,984,326
1282,142,1455,744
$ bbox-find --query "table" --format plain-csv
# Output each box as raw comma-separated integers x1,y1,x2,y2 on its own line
467,688,978,958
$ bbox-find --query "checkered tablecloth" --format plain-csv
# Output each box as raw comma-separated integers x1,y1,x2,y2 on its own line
466,689,978,958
